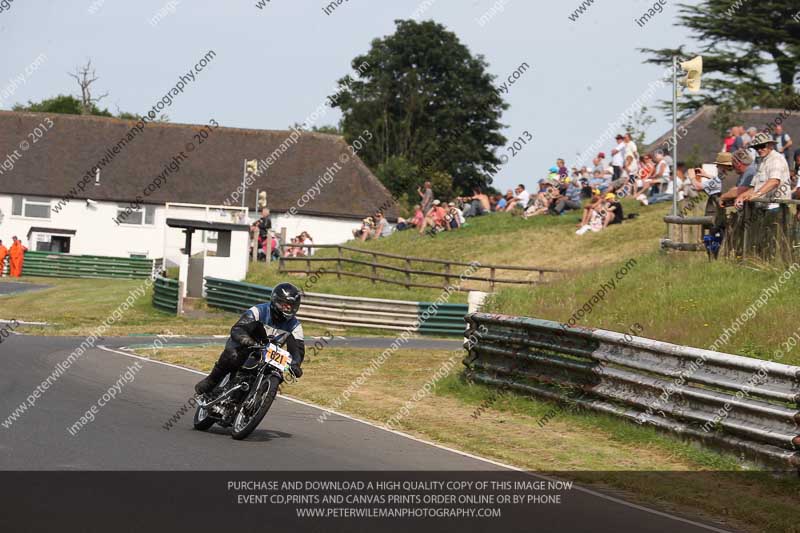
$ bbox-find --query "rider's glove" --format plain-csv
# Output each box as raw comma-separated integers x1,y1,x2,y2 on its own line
290,364,303,378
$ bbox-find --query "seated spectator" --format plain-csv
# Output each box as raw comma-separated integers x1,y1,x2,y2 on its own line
588,170,609,192
602,193,623,227
576,191,607,235
460,187,490,217
370,211,388,239
550,177,583,215
353,217,375,241
396,205,425,230
445,202,463,230
504,184,531,212
419,200,447,235
523,189,551,219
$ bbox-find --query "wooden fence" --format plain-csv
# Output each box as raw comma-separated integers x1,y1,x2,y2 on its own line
277,244,560,291
662,197,800,262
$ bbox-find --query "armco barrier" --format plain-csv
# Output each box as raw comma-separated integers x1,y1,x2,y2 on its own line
153,276,181,315
21,251,154,279
204,277,467,336
464,313,800,469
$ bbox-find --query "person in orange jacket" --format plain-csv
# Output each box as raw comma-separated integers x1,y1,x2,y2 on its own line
9,236,27,277
0,239,7,277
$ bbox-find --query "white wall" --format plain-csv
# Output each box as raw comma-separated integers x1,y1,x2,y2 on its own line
271,213,365,245
0,195,368,265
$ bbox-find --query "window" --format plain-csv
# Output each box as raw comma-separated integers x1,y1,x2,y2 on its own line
12,196,50,219
117,204,156,226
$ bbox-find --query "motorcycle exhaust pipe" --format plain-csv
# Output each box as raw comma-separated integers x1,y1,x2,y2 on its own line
197,382,249,408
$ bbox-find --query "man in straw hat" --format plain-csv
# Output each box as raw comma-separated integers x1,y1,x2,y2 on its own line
734,131,791,210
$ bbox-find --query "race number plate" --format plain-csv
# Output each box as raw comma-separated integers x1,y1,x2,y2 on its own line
262,344,292,371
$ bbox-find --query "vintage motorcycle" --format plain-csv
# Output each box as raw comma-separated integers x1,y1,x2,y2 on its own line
193,333,295,440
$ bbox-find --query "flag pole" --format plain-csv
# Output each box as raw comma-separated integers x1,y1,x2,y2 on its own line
672,56,678,217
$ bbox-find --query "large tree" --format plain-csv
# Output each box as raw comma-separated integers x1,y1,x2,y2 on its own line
331,19,508,197
642,1,800,119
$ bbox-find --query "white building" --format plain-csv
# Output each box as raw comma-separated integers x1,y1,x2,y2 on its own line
0,111,397,272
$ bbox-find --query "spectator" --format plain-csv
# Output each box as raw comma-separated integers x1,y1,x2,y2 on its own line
504,184,530,212
461,187,490,217
611,134,626,180
250,207,272,252
371,211,388,239
353,217,375,241
575,191,607,235
496,191,511,211
719,149,756,207
624,133,639,162
523,188,552,219
722,128,736,152
418,181,434,214
9,236,27,277
396,205,424,231
651,150,671,193
0,239,6,277
774,124,793,167
592,152,606,174
588,169,609,192
445,202,463,230
603,193,624,227
735,132,791,210
419,200,447,235
731,126,745,152
301,231,315,255
550,178,582,215
556,158,568,178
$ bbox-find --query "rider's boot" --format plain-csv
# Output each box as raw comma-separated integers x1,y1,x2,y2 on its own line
194,363,227,395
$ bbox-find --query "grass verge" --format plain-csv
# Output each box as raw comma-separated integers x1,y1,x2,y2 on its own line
138,344,800,533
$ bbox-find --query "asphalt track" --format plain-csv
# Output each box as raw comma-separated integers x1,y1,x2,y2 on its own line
0,334,734,532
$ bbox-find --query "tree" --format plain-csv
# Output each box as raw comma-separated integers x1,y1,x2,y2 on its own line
642,1,800,118
622,106,656,148
291,122,342,135
331,19,508,197
13,94,111,116
69,59,109,115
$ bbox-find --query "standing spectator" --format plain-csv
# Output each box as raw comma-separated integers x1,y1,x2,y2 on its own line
774,124,793,167
735,132,791,209
0,239,6,277
556,158,568,178
418,181,434,214
731,126,745,152
9,236,27,278
504,184,530,212
300,232,315,255
624,133,639,163
722,128,736,152
251,207,272,252
611,134,626,180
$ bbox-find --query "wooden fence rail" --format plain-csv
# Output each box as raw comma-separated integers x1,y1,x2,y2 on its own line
662,198,800,262
277,244,560,291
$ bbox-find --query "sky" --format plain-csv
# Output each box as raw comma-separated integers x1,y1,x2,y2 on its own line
1,0,695,193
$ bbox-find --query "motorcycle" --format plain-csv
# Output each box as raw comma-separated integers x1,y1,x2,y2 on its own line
193,332,295,440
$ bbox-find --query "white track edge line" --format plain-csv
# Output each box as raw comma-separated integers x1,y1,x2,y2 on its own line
96,344,730,533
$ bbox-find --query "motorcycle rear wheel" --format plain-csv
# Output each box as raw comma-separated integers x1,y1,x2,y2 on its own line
231,374,280,440
193,375,230,431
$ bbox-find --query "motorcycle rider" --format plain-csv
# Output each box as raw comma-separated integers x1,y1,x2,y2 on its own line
195,282,305,395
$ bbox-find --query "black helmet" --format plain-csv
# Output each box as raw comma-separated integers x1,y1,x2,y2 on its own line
270,282,302,321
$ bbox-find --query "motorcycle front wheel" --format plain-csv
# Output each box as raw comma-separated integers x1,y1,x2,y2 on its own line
231,374,281,440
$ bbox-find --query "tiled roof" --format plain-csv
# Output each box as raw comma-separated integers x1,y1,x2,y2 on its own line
0,111,397,220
